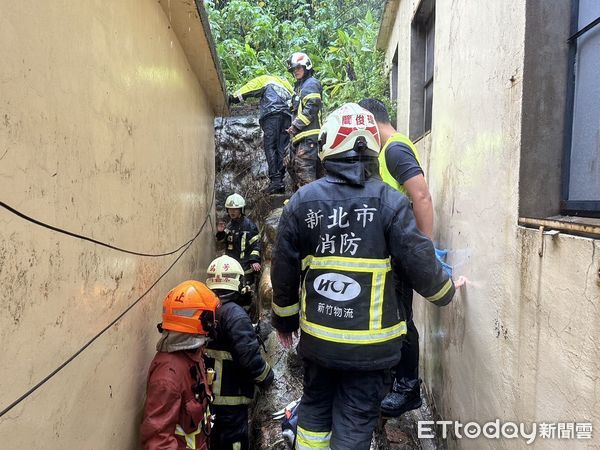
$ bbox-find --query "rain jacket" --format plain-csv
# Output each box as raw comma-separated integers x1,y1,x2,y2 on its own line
233,75,293,123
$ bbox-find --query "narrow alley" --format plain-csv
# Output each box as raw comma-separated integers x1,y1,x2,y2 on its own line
1,1,599,449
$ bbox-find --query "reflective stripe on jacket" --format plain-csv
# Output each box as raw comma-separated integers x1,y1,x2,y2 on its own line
233,75,293,121
291,76,322,144
271,161,454,370
215,216,261,269
378,133,423,195
205,300,273,406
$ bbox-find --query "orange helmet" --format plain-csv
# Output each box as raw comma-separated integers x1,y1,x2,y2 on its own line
161,280,220,335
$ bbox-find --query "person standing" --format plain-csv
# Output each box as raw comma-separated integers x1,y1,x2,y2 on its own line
215,193,261,310
285,52,323,190
140,280,220,450
230,75,293,194
205,255,274,450
271,103,462,449
358,98,433,417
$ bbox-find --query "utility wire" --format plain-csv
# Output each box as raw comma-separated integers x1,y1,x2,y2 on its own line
0,201,194,257
0,192,215,418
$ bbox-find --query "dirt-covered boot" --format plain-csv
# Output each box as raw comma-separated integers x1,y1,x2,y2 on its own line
380,378,422,418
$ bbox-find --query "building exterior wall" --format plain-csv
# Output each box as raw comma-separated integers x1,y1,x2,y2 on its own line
0,1,222,448
381,1,600,448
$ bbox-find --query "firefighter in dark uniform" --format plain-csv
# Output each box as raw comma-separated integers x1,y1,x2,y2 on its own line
215,193,262,309
271,103,464,449
285,52,323,190
205,255,274,450
229,75,293,194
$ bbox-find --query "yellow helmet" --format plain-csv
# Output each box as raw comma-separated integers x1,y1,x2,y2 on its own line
206,255,245,292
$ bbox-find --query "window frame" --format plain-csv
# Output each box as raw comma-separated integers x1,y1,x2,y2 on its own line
409,0,435,141
561,0,600,216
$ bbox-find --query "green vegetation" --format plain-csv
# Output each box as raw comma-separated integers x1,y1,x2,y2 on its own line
206,0,391,112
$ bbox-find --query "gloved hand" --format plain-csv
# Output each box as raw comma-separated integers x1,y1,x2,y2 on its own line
286,125,299,137
435,248,453,277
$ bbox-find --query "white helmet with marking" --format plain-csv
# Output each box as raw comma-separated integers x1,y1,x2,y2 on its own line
206,255,245,292
287,52,313,72
317,103,381,161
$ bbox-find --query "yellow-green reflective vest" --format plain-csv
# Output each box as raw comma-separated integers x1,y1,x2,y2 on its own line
378,133,423,195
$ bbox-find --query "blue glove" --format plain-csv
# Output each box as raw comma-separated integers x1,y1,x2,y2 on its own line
435,248,453,277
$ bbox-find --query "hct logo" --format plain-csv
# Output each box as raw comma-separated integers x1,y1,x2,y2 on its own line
313,273,361,301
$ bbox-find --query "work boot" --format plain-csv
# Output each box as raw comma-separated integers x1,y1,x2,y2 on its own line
264,182,285,194
380,378,422,418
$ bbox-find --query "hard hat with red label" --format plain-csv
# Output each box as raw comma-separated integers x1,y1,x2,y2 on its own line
206,255,245,292
317,103,381,161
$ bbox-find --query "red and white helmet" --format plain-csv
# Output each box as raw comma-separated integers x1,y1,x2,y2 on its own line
317,103,381,161
287,52,313,72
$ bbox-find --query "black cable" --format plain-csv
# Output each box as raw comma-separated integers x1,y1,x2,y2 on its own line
0,192,215,418
0,201,193,257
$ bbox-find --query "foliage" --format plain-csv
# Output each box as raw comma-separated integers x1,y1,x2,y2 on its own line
205,0,393,113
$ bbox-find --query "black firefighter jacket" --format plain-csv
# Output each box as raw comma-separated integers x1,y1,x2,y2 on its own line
271,160,455,371
216,216,261,274
205,295,274,407
290,75,322,145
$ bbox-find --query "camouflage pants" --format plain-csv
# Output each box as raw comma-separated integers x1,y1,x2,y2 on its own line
287,139,319,189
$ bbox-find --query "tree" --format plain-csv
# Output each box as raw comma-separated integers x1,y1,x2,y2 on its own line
205,0,392,113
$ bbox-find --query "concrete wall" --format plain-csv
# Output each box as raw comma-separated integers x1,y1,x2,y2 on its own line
382,0,600,448
0,1,221,448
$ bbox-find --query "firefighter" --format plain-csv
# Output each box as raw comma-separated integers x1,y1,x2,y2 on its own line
358,98,432,417
140,280,220,450
285,52,323,190
215,193,261,309
229,75,293,194
271,103,463,449
205,255,274,450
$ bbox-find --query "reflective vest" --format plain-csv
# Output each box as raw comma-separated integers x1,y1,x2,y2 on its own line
378,133,422,195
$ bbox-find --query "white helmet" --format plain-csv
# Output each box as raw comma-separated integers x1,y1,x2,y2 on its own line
317,103,381,161
287,52,313,72
206,255,245,292
225,193,246,209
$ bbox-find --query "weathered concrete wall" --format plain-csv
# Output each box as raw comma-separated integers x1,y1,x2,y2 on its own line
382,1,600,448
0,1,220,448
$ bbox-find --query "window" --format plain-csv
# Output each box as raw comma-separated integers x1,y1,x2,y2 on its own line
409,0,435,141
390,46,398,103
562,0,600,215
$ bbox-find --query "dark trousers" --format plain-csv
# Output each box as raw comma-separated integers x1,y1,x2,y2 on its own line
288,139,319,189
296,360,392,450
211,405,249,450
394,295,419,384
262,113,290,184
